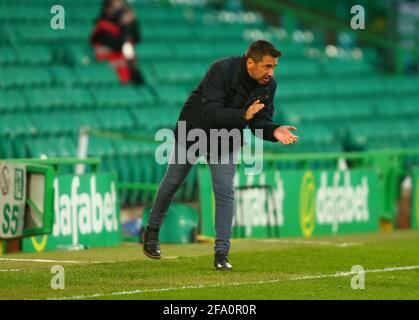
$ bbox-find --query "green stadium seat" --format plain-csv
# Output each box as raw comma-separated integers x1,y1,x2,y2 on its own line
385,76,419,95
56,135,77,157
25,88,93,110
51,65,80,86
0,46,18,65
142,25,196,42
32,110,101,135
112,140,144,204
0,66,52,88
138,7,188,25
136,43,175,62
345,119,408,150
0,137,13,159
155,85,191,107
96,109,136,131
13,24,56,43
152,62,207,84
17,45,52,65
0,4,50,23
374,97,404,117
400,96,419,116
0,89,26,111
0,112,36,136
25,135,76,161
276,59,322,78
322,58,373,76
31,111,66,135
131,106,179,134
87,136,117,158
76,63,120,86
24,88,59,110
54,87,95,109
91,86,153,108
338,99,374,120
333,77,385,96
195,24,247,42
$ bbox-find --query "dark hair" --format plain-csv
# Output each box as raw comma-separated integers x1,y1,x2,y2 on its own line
101,0,114,13
101,0,125,14
245,40,282,62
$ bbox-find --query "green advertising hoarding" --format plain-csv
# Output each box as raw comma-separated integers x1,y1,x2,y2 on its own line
199,167,379,238
413,168,419,229
22,172,120,252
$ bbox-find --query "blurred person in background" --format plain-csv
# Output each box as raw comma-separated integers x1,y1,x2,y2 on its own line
90,0,145,85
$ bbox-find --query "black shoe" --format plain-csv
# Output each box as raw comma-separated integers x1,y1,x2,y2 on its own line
141,226,161,259
214,252,233,271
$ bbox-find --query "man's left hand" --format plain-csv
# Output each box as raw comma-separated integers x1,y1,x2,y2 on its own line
273,126,299,145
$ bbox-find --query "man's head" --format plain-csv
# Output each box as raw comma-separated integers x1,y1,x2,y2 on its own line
102,0,126,17
245,40,282,85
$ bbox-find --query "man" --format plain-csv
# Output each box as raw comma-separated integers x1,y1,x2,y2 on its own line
141,40,299,270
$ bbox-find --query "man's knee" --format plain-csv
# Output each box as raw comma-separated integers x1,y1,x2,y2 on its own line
161,178,184,194
213,183,235,204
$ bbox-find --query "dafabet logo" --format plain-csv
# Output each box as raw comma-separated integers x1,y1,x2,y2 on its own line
299,171,316,238
299,171,370,238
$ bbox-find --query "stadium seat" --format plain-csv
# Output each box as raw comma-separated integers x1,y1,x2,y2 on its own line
91,86,153,108
0,112,36,136
96,109,136,131
0,66,52,88
0,89,26,111
16,45,52,65
154,85,190,107
0,46,18,65
24,87,94,110
50,65,80,86
76,63,120,86
152,62,207,84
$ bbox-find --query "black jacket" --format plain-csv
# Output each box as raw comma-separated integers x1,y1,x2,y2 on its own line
173,55,280,154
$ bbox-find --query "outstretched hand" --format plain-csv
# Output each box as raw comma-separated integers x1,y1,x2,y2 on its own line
273,126,299,145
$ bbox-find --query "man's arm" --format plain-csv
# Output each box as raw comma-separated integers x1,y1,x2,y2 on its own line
201,63,247,128
248,82,280,142
248,83,299,144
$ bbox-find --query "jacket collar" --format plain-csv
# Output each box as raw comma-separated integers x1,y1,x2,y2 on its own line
232,55,266,95
231,56,249,96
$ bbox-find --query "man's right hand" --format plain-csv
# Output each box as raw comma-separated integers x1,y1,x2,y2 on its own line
244,99,265,122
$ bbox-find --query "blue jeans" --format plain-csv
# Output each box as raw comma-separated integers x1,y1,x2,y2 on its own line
148,141,237,253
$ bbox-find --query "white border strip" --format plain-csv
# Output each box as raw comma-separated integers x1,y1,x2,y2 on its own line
48,264,419,300
0,258,114,264
0,269,20,272
259,239,361,247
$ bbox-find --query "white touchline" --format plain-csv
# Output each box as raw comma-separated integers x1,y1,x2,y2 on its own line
259,239,362,247
0,258,116,264
47,264,419,300
0,269,20,272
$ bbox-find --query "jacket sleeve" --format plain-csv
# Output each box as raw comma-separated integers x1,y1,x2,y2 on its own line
248,82,280,142
201,63,247,128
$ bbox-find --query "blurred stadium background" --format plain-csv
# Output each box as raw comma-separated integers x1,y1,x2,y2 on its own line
1,0,419,255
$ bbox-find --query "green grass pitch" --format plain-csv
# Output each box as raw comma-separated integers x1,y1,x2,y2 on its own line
1,230,419,300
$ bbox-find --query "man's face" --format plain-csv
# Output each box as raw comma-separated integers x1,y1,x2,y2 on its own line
110,0,125,12
247,55,278,85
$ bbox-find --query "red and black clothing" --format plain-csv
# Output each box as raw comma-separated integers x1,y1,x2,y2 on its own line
90,15,143,84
